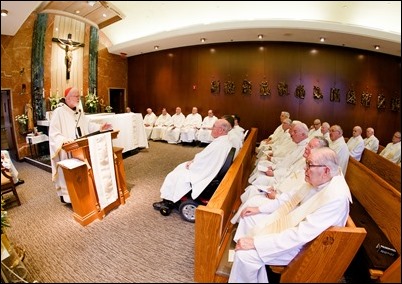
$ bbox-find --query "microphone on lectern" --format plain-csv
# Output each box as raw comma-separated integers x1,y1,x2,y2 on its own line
75,109,82,138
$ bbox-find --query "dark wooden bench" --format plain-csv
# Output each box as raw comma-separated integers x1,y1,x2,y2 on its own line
360,148,401,191
193,128,366,283
345,157,401,282
194,128,257,282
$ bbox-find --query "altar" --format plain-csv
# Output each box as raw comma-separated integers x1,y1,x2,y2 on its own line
87,113,148,153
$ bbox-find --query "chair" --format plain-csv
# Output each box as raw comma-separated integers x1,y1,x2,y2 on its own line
1,167,21,206
160,147,237,222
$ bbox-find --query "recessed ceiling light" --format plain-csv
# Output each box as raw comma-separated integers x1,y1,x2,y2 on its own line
320,37,325,42
258,34,263,40
374,45,380,50
1,9,8,17
88,1,97,7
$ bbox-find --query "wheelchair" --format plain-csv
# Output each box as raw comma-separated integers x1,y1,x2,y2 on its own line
159,147,236,222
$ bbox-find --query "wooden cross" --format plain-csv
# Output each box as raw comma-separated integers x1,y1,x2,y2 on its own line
52,33,85,80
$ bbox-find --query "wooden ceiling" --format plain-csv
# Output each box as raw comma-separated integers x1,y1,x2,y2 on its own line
37,1,123,29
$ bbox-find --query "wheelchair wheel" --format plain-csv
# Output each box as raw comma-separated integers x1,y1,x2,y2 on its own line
179,199,199,223
160,205,172,216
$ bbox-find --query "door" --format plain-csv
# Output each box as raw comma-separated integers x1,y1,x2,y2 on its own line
108,88,125,114
1,89,17,159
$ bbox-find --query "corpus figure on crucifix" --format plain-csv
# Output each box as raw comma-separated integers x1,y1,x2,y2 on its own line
52,33,85,80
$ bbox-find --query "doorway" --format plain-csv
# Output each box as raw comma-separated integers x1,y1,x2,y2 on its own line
1,89,17,160
108,88,126,114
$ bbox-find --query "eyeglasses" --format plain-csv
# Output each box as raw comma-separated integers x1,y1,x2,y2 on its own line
305,162,327,169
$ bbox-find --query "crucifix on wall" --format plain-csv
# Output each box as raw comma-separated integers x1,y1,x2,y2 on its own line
52,33,85,80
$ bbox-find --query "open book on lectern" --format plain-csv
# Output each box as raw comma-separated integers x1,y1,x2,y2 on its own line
75,129,113,140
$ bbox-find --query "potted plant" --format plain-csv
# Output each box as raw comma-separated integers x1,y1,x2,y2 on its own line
14,114,28,134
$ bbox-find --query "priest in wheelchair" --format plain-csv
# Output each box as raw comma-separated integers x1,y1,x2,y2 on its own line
153,118,235,222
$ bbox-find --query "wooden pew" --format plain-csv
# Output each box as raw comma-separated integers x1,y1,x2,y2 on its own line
194,127,258,283
194,128,366,283
345,157,401,282
377,144,385,154
360,148,401,191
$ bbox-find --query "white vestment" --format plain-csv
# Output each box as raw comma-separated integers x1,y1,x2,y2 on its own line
163,113,185,143
1,150,19,183
150,113,172,140
380,141,401,164
308,128,322,140
196,115,218,143
180,113,202,143
364,135,379,153
250,138,308,187
160,135,232,202
329,137,349,175
228,175,351,283
49,103,99,202
346,135,365,161
143,112,157,139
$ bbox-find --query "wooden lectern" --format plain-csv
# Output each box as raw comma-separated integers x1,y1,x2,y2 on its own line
60,130,130,226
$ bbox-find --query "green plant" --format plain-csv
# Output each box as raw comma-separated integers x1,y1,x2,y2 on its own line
105,105,113,113
15,114,28,125
49,96,61,110
1,198,10,233
85,93,99,113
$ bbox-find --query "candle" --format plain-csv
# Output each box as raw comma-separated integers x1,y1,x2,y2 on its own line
56,89,59,97
80,88,83,97
42,88,45,98
94,88,96,96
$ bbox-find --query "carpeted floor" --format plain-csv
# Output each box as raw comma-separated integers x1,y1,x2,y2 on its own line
2,141,203,283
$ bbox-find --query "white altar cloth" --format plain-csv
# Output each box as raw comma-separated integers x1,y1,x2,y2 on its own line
87,113,149,153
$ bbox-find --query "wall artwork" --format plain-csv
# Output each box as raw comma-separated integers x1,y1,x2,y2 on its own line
210,80,220,94
377,94,386,109
259,81,271,96
242,79,252,95
224,81,235,95
361,91,372,108
313,86,323,100
277,81,289,96
295,84,305,99
391,97,400,112
346,89,356,104
330,87,340,102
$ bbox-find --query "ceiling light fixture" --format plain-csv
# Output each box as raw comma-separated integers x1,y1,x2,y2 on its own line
320,37,325,42
374,45,380,50
258,34,263,40
154,46,159,50
88,1,97,7
1,9,8,17
200,38,206,43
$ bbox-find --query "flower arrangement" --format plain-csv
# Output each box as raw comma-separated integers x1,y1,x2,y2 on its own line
1,198,10,233
49,96,61,110
15,114,28,125
85,93,99,113
105,105,113,113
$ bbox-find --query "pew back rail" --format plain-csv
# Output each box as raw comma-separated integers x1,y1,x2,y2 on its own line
345,157,401,282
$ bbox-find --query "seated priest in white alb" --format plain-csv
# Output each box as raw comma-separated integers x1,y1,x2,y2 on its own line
180,107,202,143
163,107,185,144
150,108,171,141
196,109,218,144
143,108,157,139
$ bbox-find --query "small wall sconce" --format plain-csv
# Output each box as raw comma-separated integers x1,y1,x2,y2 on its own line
200,38,206,43
154,45,159,50
320,37,325,42
1,9,8,17
258,34,263,40
374,45,380,50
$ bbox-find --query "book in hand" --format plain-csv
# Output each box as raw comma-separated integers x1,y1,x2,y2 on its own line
76,129,113,140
